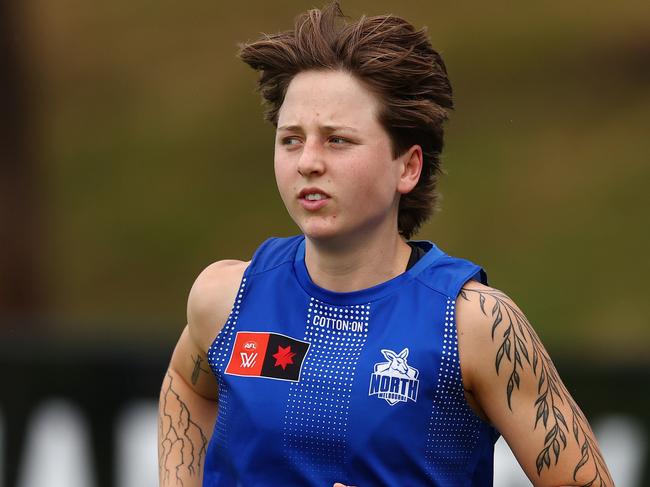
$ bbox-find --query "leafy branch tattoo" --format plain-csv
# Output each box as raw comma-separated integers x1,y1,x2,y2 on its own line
159,372,208,486
459,287,612,487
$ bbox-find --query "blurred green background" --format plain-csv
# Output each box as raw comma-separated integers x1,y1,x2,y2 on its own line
4,0,649,360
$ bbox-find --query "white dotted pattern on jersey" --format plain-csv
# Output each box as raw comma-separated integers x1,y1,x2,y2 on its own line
207,276,247,445
425,297,482,480
282,297,370,478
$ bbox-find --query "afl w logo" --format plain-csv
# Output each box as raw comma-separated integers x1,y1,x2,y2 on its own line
240,352,258,368
369,348,419,405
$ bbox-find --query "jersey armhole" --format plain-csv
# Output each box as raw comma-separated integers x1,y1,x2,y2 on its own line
472,267,489,286
205,271,250,377
452,269,502,441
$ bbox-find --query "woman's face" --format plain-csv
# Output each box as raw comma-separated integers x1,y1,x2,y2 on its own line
274,69,412,243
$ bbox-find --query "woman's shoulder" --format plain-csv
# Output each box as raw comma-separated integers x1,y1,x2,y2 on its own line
454,278,536,400
186,259,249,353
454,279,517,358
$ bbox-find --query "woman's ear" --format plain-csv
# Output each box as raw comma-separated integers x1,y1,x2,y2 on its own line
397,144,423,195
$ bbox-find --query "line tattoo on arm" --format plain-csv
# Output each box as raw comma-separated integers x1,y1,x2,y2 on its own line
191,355,210,386
159,372,208,486
459,287,612,487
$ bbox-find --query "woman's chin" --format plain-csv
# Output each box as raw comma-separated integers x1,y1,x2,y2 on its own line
298,219,346,242
301,226,340,242
297,213,391,246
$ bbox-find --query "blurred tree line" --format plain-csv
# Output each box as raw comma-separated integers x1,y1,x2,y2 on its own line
1,0,649,362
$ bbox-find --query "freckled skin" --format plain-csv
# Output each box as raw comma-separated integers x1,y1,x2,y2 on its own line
274,70,407,244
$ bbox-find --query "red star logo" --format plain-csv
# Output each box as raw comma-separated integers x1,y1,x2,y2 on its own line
272,345,296,370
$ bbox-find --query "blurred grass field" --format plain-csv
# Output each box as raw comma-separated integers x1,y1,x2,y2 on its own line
17,0,650,359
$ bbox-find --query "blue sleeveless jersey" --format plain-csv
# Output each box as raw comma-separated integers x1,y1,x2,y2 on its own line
205,236,500,486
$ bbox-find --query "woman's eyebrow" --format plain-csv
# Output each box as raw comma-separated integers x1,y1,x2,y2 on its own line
276,124,303,133
322,125,359,133
277,124,359,133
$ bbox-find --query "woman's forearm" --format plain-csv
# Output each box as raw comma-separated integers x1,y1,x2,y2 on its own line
158,367,217,487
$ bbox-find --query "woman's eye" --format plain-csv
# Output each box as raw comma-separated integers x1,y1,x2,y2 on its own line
281,137,300,145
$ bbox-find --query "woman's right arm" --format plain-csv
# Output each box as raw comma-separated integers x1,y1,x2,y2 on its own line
158,260,248,487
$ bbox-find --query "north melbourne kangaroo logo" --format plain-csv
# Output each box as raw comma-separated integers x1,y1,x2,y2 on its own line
369,348,419,405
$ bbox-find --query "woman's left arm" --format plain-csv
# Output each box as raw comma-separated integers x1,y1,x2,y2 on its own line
456,279,614,487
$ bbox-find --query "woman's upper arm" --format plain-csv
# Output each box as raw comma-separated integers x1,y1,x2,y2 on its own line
455,280,614,487
167,259,248,400
186,259,249,350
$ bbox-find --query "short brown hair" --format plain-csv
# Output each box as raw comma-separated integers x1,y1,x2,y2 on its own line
238,2,453,239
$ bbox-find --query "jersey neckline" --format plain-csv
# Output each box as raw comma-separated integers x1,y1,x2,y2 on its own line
292,236,445,305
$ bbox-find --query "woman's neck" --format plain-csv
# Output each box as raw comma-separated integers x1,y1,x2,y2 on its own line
304,228,412,293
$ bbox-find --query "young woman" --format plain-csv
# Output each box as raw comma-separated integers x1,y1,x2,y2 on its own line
158,3,614,486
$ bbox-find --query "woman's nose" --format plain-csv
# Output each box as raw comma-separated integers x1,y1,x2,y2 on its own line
297,139,326,177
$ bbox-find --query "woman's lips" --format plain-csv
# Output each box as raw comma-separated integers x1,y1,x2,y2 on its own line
298,188,330,211
298,196,329,211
